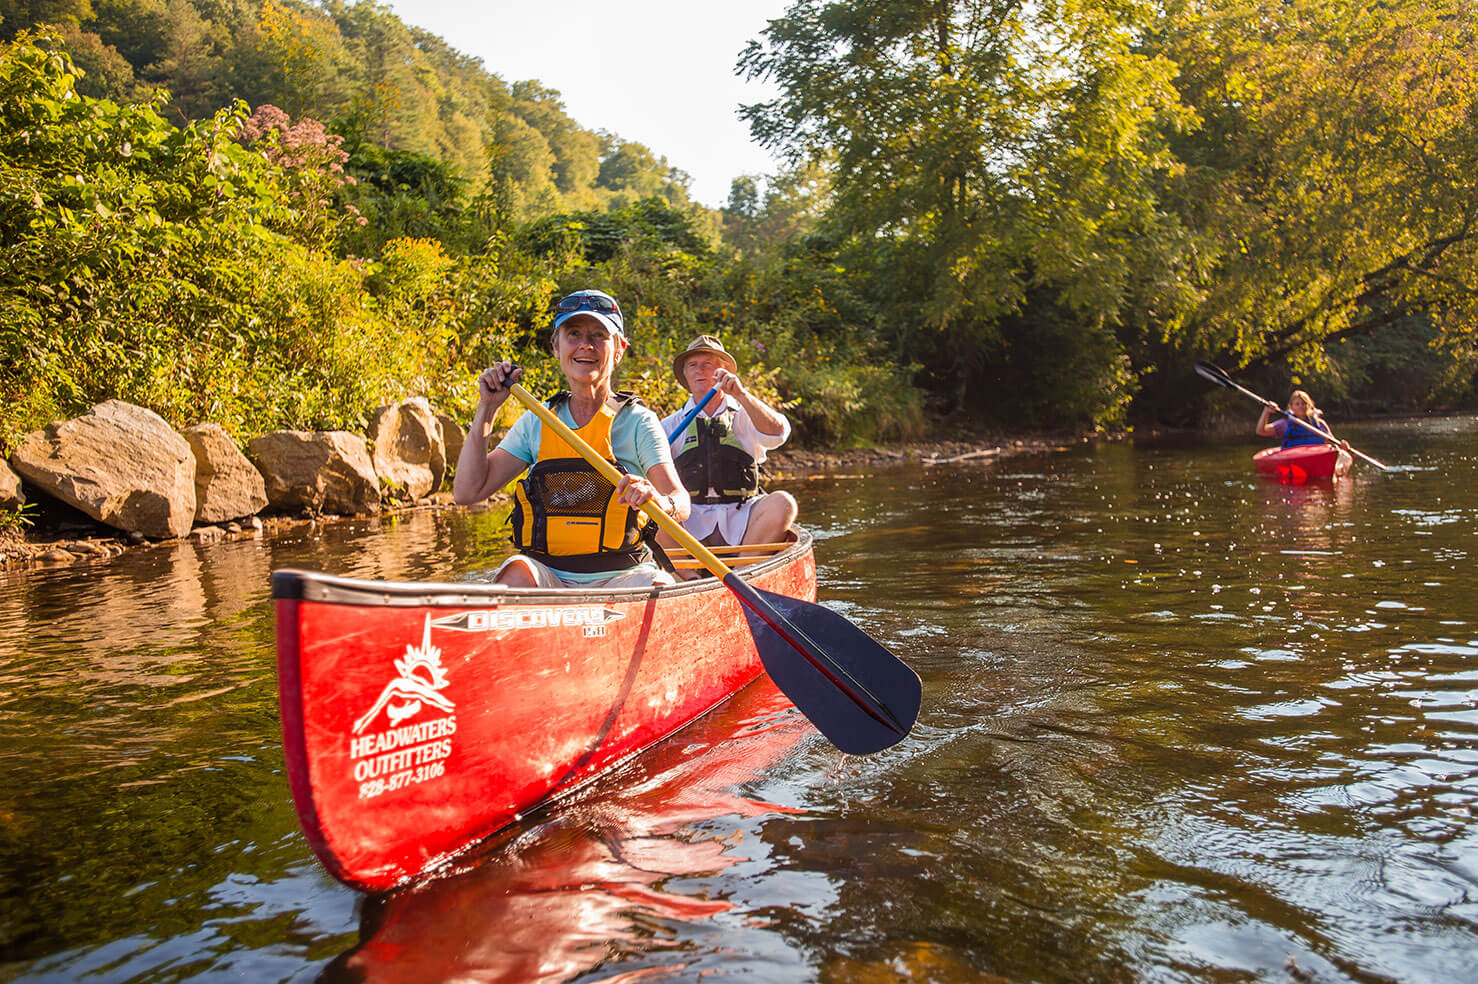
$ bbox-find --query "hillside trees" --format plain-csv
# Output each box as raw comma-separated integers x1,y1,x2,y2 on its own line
0,0,702,224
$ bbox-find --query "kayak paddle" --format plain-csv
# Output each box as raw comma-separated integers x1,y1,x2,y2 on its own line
506,378,922,755
666,386,720,445
1194,361,1389,470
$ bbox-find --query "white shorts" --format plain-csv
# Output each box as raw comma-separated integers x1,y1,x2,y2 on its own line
492,554,675,589
682,496,765,547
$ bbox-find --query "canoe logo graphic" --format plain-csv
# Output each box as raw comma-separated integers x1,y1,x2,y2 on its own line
354,615,455,733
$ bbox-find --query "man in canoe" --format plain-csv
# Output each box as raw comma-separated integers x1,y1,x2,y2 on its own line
453,289,690,588
659,334,797,551
1257,389,1353,472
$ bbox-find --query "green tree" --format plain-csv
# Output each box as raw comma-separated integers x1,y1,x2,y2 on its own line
596,132,693,207
1146,0,1478,398
511,80,601,203
0,0,95,38
740,0,1189,427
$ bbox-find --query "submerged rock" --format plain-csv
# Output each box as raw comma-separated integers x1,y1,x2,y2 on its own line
11,400,196,538
249,430,380,515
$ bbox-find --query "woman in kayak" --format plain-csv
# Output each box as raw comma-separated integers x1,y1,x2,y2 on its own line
1256,389,1341,448
1257,389,1354,475
453,289,689,588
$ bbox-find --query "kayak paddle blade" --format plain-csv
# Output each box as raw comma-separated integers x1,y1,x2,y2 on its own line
1194,361,1234,388
725,573,921,755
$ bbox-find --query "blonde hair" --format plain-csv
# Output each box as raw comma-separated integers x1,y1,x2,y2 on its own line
1288,389,1319,417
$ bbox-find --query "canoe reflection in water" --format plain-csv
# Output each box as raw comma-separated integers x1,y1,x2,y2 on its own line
318,677,811,984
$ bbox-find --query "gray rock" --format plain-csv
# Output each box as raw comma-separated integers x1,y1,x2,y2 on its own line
183,423,268,524
369,398,447,500
248,430,380,515
1,458,24,510
436,411,465,471
11,400,196,538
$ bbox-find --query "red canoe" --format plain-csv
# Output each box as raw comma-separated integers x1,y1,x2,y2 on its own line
273,532,816,893
1253,444,1351,482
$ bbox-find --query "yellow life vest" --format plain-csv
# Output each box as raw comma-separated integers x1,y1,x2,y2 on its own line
510,392,654,573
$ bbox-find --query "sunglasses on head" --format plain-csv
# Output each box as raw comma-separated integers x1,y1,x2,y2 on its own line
555,292,621,317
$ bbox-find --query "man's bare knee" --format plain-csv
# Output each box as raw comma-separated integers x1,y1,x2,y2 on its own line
495,560,538,588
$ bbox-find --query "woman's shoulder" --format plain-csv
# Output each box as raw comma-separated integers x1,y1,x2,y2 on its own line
615,394,662,423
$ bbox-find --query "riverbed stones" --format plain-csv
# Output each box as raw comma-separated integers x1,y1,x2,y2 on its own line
249,430,381,515
0,459,23,510
11,400,197,539
183,423,269,524
368,398,446,500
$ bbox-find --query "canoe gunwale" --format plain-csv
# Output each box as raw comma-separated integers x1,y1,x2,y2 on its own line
272,528,813,608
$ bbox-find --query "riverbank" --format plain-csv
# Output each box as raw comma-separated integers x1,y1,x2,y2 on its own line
0,432,1107,573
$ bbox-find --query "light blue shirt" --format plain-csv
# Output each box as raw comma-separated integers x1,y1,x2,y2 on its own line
495,399,672,583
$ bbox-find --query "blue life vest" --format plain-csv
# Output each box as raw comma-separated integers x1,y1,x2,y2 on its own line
1280,414,1332,449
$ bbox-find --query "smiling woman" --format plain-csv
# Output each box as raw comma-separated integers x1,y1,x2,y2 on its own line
451,289,691,588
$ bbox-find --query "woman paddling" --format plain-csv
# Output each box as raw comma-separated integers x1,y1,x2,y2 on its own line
453,289,690,588
1256,389,1353,476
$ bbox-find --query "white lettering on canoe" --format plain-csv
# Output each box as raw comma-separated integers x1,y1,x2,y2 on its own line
350,716,457,760
432,607,626,632
350,614,456,800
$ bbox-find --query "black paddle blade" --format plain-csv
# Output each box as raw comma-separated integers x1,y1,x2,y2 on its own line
1194,361,1234,388
724,573,921,755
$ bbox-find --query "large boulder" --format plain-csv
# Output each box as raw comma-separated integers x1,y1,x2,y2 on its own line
368,398,446,499
0,458,23,510
183,423,268,523
436,411,465,472
249,430,380,515
11,400,196,538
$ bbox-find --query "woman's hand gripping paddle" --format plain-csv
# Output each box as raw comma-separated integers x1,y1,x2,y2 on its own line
507,379,922,755
1194,361,1389,470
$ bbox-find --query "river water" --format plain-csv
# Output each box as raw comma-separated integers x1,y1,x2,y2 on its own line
2,416,1475,983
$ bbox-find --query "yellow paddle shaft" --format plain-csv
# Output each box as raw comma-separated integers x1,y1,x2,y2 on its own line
508,382,733,579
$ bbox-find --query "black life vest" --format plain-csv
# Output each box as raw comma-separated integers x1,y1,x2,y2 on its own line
672,406,760,506
510,391,656,573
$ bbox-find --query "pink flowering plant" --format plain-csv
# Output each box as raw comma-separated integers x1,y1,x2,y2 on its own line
238,104,362,245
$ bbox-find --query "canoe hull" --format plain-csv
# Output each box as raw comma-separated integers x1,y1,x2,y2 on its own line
1253,445,1351,482
274,532,816,893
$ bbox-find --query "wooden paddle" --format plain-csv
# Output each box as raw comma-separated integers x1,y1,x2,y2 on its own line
1194,361,1389,470
666,385,720,445
506,379,922,755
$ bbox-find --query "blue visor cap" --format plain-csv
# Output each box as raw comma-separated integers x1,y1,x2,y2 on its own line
552,290,625,337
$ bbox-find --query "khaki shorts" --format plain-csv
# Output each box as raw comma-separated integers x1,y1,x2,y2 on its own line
493,554,675,589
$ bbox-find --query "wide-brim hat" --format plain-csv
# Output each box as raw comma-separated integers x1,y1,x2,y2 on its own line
673,334,737,384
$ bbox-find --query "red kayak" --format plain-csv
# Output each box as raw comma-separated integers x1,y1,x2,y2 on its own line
1253,444,1352,482
274,532,816,893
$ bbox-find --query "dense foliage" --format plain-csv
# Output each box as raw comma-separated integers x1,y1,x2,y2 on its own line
740,0,1478,425
3,0,1476,463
